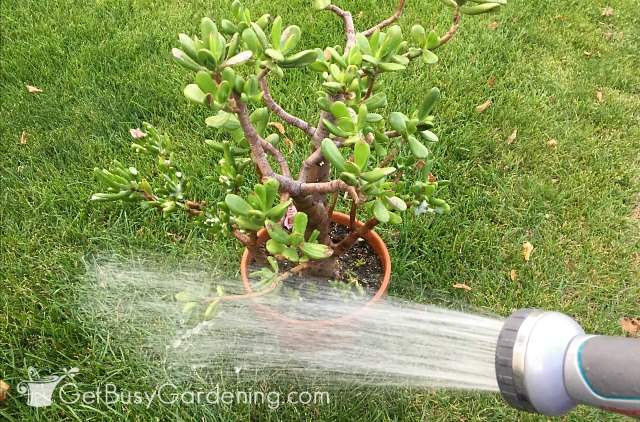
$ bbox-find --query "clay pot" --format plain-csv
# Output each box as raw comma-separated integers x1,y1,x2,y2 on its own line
240,211,391,328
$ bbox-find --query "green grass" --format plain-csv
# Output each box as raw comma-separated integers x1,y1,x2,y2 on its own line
1,0,639,420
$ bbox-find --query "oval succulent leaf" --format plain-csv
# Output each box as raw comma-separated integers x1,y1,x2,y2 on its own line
225,194,252,216
265,220,290,244
299,242,333,260
172,48,203,71
361,167,396,182
320,138,346,171
386,196,407,211
373,199,390,223
389,112,408,135
223,50,253,67
292,212,308,234
313,0,331,10
354,140,370,170
183,84,207,104
418,87,440,120
408,135,430,158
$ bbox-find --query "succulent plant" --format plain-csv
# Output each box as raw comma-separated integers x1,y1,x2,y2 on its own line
92,0,506,317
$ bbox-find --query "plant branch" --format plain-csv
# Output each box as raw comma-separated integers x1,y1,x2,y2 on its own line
362,0,406,37
204,262,310,303
258,74,315,138
333,217,379,256
233,94,275,179
325,4,356,52
260,139,290,178
434,10,461,49
276,176,359,201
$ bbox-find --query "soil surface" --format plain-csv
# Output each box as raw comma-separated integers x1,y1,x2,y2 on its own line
248,222,384,299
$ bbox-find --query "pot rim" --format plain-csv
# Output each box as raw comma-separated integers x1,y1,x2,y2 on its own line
240,211,391,327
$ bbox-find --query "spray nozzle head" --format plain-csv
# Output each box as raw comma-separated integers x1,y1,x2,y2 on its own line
495,308,584,416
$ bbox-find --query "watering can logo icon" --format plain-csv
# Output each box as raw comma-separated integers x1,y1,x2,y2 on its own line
17,367,80,407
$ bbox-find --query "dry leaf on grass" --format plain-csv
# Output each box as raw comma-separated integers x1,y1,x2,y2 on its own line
601,6,614,17
268,122,293,150
475,100,492,113
26,85,43,94
619,317,639,337
453,283,472,291
506,129,518,145
130,128,147,139
522,241,534,262
546,138,558,149
631,204,640,220
0,380,9,401
509,269,518,281
487,76,496,88
595,89,604,103
268,122,286,135
20,131,28,145
488,21,498,30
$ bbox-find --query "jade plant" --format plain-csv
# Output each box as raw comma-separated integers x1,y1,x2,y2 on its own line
93,0,506,317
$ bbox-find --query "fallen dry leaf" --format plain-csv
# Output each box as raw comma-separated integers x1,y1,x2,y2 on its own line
619,317,640,337
487,76,496,88
268,122,293,151
506,129,518,145
631,204,640,220
546,138,558,149
509,269,518,281
601,6,614,17
268,122,286,135
26,85,43,94
522,241,534,262
0,380,8,401
20,131,28,145
595,89,604,103
130,128,146,139
475,99,492,113
453,283,472,291
488,21,499,30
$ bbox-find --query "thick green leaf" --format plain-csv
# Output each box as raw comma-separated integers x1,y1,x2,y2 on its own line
299,242,333,260
266,238,285,255
423,49,438,64
373,199,390,223
354,140,370,170
292,212,308,234
225,194,252,216
321,138,346,171
223,50,253,67
418,87,440,120
265,220,290,244
386,196,407,211
389,112,407,134
313,0,331,10
183,84,207,104
425,31,440,49
195,71,217,94
408,135,429,158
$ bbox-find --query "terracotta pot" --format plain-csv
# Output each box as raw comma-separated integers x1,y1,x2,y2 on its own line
240,211,391,327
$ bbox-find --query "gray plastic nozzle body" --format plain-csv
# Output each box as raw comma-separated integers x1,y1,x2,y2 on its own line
496,309,640,417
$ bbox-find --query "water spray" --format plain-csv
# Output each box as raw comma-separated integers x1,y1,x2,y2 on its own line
495,309,640,417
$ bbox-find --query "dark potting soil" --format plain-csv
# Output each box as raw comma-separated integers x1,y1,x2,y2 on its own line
248,222,384,299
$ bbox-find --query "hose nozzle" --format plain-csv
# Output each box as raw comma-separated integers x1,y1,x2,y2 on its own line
495,309,640,417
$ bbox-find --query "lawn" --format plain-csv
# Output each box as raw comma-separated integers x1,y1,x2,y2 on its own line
1,0,639,420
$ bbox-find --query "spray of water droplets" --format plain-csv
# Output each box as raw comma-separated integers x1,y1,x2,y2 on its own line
80,258,503,392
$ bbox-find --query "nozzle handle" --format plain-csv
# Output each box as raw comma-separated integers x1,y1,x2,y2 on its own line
564,335,640,416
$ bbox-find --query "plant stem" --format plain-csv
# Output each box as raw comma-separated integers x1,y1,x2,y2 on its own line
362,0,406,37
